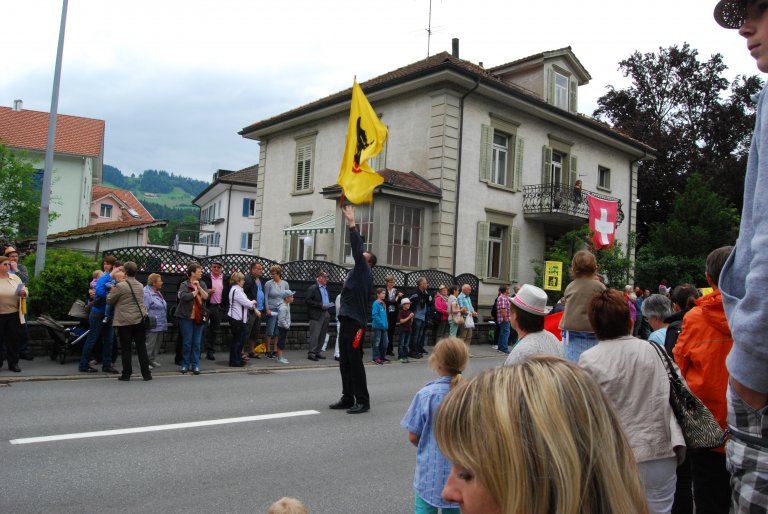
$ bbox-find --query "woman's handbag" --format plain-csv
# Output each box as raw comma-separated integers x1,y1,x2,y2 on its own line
130,284,157,331
452,313,465,326
648,341,728,450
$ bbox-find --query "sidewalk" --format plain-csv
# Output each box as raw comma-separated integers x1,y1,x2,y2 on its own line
0,343,506,384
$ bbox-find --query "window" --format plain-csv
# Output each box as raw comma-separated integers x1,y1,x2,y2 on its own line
598,166,611,191
284,212,313,261
554,72,569,109
240,232,255,251
491,132,509,186
343,204,373,264
294,136,315,193
551,152,564,185
480,121,524,190
487,224,504,279
388,204,422,268
242,198,256,217
476,218,521,282
99,204,112,218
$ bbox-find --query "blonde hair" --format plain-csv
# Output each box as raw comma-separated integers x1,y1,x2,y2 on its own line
147,273,161,287
92,270,104,280
428,337,469,389
230,271,245,285
269,264,282,278
570,250,598,278
267,497,308,514
434,357,648,514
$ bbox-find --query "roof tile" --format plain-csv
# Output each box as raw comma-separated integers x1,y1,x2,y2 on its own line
0,106,104,157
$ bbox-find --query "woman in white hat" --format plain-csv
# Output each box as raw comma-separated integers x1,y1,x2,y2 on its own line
504,284,563,365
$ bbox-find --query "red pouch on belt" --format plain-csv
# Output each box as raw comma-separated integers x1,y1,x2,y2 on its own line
352,328,364,349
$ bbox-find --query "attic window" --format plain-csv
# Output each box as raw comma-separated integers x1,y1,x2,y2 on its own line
127,208,141,219
99,204,113,218
555,72,569,110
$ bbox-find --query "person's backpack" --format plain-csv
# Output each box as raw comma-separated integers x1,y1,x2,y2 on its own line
664,319,683,357
490,296,499,320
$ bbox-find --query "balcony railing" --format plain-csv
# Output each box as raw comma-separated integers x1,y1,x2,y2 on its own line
522,184,624,225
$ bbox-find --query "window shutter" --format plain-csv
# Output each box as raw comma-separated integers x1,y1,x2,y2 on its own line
541,146,552,185
240,232,247,251
514,137,525,190
370,141,387,171
479,125,492,183
475,221,490,280
569,78,578,113
282,233,291,262
305,236,315,259
508,226,521,283
546,68,555,104
570,155,578,186
242,198,250,217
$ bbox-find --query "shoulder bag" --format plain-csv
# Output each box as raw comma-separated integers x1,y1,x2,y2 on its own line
647,341,728,450
130,282,156,331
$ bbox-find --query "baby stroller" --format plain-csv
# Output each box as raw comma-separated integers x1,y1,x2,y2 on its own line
38,299,90,364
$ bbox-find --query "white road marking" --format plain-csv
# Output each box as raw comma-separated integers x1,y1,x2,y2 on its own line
9,410,320,445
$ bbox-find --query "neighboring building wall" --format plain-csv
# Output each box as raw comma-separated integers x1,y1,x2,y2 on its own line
49,229,149,257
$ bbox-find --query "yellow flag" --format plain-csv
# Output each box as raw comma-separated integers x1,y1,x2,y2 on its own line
337,81,388,204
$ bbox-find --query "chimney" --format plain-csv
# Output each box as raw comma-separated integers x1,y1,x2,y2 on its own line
13,99,22,111
452,38,459,58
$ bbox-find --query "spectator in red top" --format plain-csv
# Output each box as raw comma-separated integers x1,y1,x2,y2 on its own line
434,285,449,340
495,285,512,354
673,246,734,514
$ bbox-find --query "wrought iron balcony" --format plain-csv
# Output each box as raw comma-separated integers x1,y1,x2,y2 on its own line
522,184,624,226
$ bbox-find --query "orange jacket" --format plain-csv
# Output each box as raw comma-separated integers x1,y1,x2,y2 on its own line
673,291,733,452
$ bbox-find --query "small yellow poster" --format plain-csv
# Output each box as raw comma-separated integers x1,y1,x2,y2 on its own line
544,261,563,291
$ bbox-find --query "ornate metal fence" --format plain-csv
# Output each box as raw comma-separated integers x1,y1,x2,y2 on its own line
104,247,479,323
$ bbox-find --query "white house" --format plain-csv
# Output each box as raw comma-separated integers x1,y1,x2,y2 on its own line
191,165,259,255
238,46,655,306
0,100,105,234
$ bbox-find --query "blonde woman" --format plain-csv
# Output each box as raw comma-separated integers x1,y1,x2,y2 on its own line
559,250,605,362
435,357,648,514
264,264,290,359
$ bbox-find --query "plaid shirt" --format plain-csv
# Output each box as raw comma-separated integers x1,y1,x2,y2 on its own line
496,294,510,324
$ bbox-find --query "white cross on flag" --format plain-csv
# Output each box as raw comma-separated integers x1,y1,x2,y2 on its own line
587,195,618,249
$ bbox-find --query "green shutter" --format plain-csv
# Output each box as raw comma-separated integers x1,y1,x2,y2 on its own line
570,155,578,186
370,140,387,171
282,232,291,262
514,137,524,191
479,125,492,183
569,78,578,113
541,146,552,185
475,221,489,280
546,68,555,105
508,226,521,283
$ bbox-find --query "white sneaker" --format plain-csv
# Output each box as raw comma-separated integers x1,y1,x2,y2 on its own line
277,357,289,364
149,360,161,368
148,365,154,370
491,345,498,350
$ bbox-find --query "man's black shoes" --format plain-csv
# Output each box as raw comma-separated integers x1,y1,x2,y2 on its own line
329,398,355,410
347,404,370,414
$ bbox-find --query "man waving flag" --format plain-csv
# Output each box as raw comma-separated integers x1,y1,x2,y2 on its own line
337,81,388,204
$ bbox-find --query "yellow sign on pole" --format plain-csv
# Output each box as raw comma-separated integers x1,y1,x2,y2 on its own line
544,261,563,291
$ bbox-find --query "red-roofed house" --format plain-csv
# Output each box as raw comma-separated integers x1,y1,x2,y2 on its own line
0,100,105,234
239,45,656,305
90,185,155,245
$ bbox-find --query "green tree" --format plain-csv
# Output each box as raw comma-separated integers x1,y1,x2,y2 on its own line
22,249,97,319
0,143,58,239
594,44,761,243
634,173,739,288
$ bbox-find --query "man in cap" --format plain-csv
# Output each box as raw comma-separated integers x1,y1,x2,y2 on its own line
202,259,230,361
713,2,768,511
504,284,563,365
306,270,333,361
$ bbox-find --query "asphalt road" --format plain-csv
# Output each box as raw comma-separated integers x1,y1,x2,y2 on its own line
0,355,504,514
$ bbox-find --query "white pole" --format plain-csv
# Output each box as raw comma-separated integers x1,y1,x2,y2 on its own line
35,0,68,277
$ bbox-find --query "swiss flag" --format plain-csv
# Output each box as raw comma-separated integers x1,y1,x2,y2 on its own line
588,195,618,249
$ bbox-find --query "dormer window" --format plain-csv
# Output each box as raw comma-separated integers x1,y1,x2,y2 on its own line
547,66,578,113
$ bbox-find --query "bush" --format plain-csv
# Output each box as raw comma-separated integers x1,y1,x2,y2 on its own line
23,249,99,319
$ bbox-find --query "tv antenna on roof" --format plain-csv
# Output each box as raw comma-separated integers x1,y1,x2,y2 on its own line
426,0,432,58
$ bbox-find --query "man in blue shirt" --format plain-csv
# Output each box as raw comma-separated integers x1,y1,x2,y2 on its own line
78,262,121,373
306,270,333,361
409,277,433,358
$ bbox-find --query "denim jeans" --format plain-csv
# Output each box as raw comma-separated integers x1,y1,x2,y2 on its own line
178,318,204,369
398,331,411,359
562,330,598,363
497,321,511,352
412,318,427,354
79,312,113,371
372,329,388,360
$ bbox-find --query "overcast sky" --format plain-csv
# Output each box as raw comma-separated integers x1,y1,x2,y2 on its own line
1,0,760,182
